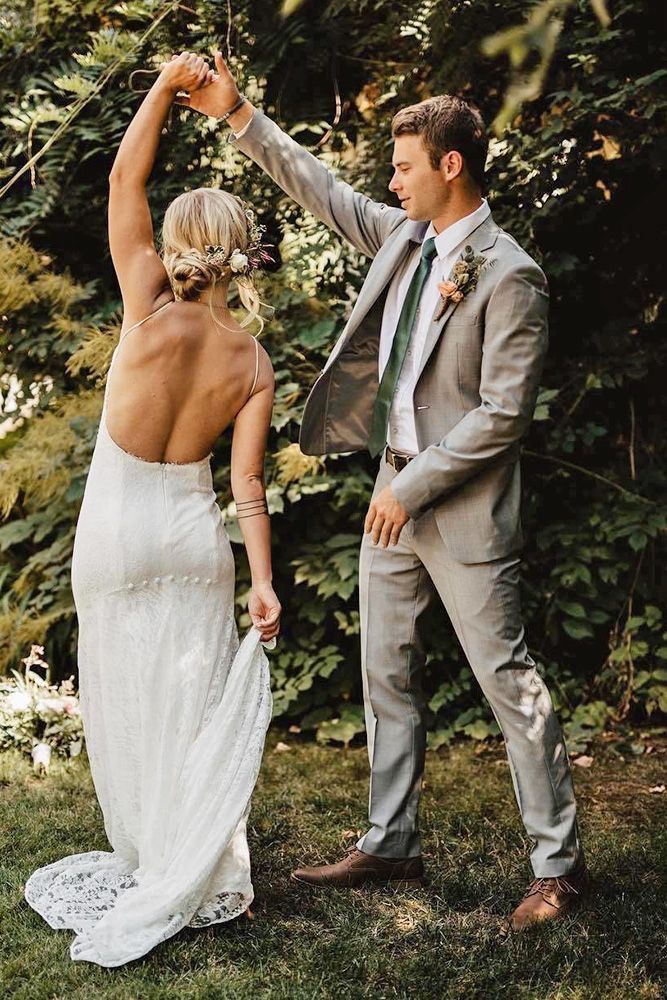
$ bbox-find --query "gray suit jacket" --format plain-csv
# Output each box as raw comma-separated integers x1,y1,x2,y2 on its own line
230,110,549,564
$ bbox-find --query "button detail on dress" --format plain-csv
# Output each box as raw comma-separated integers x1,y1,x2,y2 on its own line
154,577,160,584
205,579,212,585
127,582,134,590
183,575,189,582
142,580,148,586
194,577,200,584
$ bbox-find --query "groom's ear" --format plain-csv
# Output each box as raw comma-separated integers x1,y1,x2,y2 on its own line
440,149,464,181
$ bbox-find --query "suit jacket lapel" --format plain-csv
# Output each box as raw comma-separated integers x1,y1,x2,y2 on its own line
352,218,428,324
323,218,428,372
414,214,500,383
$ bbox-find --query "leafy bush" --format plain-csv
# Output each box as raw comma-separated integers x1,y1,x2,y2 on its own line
0,0,665,745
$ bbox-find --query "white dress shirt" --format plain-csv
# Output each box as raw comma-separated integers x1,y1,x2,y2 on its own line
232,116,253,139
380,198,491,454
233,116,490,454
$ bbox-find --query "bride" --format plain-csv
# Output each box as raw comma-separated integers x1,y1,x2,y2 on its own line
24,52,281,967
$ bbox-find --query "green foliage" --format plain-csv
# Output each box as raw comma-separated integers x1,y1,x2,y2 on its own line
481,0,611,132
315,704,365,747
0,0,665,748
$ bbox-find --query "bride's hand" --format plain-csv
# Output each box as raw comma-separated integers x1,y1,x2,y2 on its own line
248,583,281,643
157,51,214,95
172,51,242,117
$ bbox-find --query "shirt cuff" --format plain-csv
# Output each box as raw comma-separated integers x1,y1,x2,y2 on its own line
232,110,255,139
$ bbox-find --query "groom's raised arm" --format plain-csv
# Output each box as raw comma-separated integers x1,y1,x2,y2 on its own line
227,108,405,259
175,52,404,257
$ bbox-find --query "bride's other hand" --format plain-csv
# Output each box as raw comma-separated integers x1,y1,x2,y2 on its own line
172,51,244,118
157,51,213,95
248,583,281,642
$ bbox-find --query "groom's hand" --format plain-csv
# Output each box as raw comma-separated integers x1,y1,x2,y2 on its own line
172,51,252,128
365,486,410,547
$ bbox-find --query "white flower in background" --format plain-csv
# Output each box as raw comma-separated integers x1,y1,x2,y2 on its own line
22,644,47,670
5,690,31,714
32,742,51,774
1,646,85,765
229,250,248,273
36,697,66,718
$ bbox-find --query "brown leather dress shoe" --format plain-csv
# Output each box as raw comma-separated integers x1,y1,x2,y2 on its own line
502,862,589,935
291,846,425,889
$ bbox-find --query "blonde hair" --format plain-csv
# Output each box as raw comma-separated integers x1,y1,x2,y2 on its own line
161,187,265,333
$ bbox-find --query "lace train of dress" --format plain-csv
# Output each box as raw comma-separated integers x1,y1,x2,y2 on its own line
24,312,273,967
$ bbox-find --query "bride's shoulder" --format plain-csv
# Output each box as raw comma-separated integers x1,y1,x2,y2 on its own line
141,299,208,346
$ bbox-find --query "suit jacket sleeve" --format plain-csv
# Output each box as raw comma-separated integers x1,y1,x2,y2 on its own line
227,109,405,258
390,263,549,520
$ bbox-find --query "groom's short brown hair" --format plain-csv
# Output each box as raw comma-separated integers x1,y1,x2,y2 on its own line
391,95,488,191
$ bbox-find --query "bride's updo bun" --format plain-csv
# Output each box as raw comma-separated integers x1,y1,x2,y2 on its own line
169,249,219,300
161,188,266,332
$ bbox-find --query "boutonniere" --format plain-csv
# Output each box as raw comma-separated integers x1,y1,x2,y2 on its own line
435,245,494,320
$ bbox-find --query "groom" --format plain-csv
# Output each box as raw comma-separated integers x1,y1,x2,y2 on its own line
180,52,588,931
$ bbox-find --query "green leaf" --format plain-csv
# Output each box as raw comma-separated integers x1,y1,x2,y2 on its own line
427,728,454,751
462,719,499,741
0,519,36,551
629,532,647,551
563,619,594,640
560,601,587,619
316,705,365,747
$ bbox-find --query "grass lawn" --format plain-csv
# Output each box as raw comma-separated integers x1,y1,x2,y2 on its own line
1,730,665,999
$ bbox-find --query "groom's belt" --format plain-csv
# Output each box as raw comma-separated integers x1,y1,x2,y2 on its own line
384,446,415,472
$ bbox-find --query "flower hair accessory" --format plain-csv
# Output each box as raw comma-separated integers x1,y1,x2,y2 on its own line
203,206,273,276
435,244,494,320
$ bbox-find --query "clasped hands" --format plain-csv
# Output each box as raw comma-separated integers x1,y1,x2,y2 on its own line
157,50,245,119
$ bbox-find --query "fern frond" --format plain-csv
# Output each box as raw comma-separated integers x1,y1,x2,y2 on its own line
0,601,75,674
67,321,120,382
0,390,101,519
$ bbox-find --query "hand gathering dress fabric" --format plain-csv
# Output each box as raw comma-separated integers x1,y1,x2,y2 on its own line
24,305,273,968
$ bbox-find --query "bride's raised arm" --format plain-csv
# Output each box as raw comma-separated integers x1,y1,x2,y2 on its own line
107,52,213,320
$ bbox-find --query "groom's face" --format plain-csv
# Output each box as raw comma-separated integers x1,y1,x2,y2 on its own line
389,133,452,222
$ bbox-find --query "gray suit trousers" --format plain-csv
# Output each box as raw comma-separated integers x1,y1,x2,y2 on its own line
356,457,583,878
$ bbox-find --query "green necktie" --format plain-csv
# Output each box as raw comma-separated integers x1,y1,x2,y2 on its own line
368,236,438,458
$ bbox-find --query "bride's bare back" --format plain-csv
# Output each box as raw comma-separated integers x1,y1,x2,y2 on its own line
106,299,270,465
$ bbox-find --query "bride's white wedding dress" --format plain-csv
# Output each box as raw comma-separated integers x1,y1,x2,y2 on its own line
24,303,273,967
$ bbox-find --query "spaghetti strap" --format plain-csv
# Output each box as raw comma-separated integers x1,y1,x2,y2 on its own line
249,336,260,396
106,300,174,405
118,300,173,345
